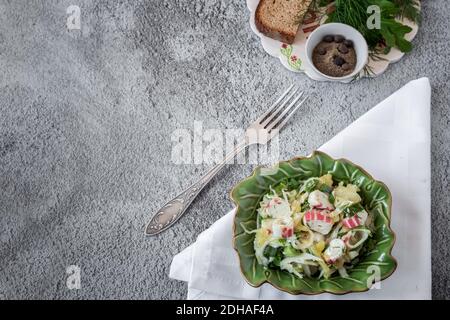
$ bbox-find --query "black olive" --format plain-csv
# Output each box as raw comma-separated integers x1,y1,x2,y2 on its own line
323,35,334,43
338,44,349,54
333,56,345,67
344,39,354,48
334,35,344,43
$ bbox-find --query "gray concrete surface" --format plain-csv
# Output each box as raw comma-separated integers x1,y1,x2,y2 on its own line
0,0,448,299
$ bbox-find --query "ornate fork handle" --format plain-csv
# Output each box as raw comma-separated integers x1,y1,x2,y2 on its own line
145,141,248,235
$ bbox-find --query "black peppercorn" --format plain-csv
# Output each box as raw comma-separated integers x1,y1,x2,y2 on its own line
333,56,345,67
344,39,354,48
338,44,349,54
334,35,344,43
323,35,334,43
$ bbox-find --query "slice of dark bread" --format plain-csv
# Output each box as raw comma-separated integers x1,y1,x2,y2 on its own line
255,0,313,44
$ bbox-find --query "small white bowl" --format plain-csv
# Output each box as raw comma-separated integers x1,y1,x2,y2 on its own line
305,23,368,81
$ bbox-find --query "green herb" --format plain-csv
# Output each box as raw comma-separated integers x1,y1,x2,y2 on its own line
264,245,284,268
301,200,310,212
328,192,335,205
283,245,300,257
393,0,421,23
264,245,281,257
318,0,418,53
272,177,301,195
343,203,365,218
308,0,333,13
286,178,301,190
272,182,286,196
302,178,318,193
295,0,332,25
379,15,413,52
352,51,387,80
318,183,333,194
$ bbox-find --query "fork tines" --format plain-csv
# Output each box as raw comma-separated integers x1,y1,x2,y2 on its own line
258,85,308,133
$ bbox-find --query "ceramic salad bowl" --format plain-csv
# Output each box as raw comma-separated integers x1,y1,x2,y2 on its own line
231,151,397,295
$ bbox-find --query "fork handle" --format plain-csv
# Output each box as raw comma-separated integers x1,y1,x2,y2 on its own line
145,140,248,235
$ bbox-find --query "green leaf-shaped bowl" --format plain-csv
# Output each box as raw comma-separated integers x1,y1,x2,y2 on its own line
231,151,397,295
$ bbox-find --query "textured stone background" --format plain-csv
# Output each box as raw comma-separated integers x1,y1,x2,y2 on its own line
0,0,448,299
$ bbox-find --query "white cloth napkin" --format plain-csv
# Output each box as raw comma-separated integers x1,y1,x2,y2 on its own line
170,78,431,300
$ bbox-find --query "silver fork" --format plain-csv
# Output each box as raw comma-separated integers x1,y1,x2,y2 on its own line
145,85,308,235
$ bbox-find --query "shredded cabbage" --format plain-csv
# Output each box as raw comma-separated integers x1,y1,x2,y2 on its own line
252,174,374,280
279,253,325,278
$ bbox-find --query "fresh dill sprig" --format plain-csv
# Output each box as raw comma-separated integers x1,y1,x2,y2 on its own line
299,0,421,53
325,0,416,53
308,0,333,12
393,0,421,24
351,50,388,81
326,0,384,49
295,0,331,25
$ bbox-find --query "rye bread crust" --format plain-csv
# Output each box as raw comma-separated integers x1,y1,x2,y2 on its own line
255,0,312,44
255,4,296,44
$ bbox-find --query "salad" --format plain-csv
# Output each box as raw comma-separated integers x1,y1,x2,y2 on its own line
247,173,376,280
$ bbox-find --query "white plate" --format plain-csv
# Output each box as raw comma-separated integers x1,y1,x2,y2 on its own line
247,0,420,83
